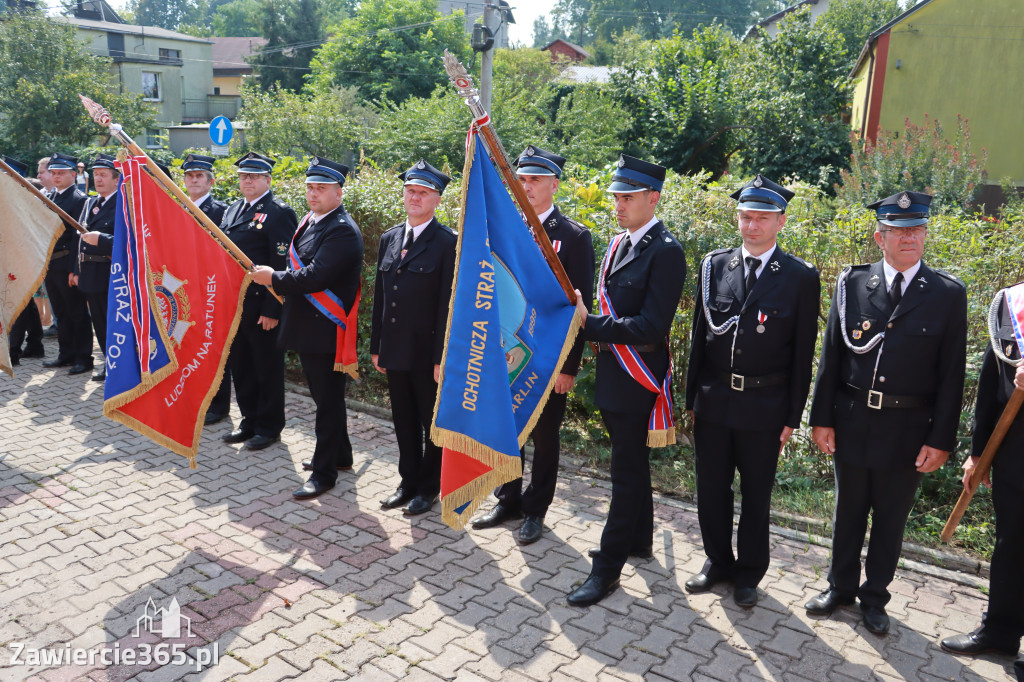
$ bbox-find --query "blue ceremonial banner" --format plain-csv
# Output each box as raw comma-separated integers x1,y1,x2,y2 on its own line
432,134,580,530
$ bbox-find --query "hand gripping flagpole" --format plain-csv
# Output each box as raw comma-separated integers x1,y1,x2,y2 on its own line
0,157,87,234
79,95,282,303
443,51,578,307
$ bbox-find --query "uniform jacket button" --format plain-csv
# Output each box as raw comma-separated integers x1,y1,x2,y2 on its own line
390,317,396,323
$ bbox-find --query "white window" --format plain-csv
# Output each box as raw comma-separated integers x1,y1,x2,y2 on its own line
142,72,161,101
145,129,162,149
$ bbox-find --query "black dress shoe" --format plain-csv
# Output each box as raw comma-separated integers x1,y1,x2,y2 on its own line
470,504,522,529
222,428,254,444
43,357,72,368
734,586,758,608
684,572,721,594
404,495,438,516
567,574,620,607
10,356,19,366
804,589,856,615
587,545,654,560
90,370,105,382
245,434,280,450
861,605,890,634
381,488,415,509
42,326,58,338
204,412,227,425
68,363,93,375
301,459,353,472
518,515,544,544
940,630,1019,657
21,346,45,359
293,479,334,500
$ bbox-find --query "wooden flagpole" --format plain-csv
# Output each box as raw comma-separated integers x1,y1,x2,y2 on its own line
0,157,87,234
78,95,282,303
940,388,1024,542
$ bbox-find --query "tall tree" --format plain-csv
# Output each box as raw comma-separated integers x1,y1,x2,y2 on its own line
128,0,207,31
307,0,471,104
816,0,903,70
250,0,325,92
0,9,154,159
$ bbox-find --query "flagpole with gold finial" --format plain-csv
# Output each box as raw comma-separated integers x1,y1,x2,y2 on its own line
79,95,282,303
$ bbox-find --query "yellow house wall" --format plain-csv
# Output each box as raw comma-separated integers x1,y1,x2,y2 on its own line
213,75,243,97
849,42,876,135
874,0,1024,185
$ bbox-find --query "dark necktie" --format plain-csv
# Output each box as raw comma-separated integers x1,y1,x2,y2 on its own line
890,271,904,309
240,202,250,216
611,236,631,270
403,228,414,251
744,256,760,299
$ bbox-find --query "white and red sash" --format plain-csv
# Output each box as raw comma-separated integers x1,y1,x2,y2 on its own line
597,232,675,447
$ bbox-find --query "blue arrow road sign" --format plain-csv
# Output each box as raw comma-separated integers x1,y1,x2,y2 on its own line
209,116,234,146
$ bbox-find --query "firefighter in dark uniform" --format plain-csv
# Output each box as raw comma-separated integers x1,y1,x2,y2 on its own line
42,153,93,375
371,160,456,516
180,154,231,425
471,145,595,543
71,154,120,382
3,155,45,365
684,175,820,608
940,286,1024,660
252,157,363,499
806,191,967,635
568,154,687,607
220,152,295,450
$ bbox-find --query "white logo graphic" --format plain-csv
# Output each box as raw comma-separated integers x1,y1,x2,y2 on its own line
134,597,193,639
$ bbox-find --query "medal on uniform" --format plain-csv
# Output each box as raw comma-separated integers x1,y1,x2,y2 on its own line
862,320,871,331
552,239,561,253
92,206,99,215
1008,344,1016,357
853,330,862,340
756,310,767,334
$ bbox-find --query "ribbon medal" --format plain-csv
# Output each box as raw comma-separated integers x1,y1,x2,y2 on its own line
756,310,767,334
552,239,562,253
253,212,267,229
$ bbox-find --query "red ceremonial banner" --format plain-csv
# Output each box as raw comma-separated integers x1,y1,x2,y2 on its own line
104,159,250,467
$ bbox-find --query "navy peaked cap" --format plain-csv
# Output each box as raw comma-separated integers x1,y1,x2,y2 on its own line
399,159,450,193
90,153,118,171
730,174,794,212
305,156,349,185
514,145,565,178
233,151,275,174
608,154,665,193
2,155,28,177
48,152,79,171
182,154,216,172
867,191,932,227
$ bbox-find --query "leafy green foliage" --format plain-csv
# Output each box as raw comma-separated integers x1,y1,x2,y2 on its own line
0,10,156,161
249,0,324,92
816,0,903,71
307,0,471,104
836,114,987,213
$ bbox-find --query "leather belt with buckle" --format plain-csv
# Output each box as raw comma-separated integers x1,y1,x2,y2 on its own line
596,342,658,353
80,253,111,263
844,384,932,410
720,371,787,392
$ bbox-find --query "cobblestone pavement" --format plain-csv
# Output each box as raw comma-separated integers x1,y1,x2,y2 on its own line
0,352,1019,681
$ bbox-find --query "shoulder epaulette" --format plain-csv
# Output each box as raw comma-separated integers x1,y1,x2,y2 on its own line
934,268,965,288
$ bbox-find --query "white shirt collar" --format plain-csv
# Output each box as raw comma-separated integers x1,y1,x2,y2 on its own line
536,205,555,224
405,217,433,240
190,193,210,208
244,190,270,207
625,216,659,246
741,243,777,279
883,259,921,293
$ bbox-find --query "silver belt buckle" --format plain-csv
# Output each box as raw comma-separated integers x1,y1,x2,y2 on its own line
867,390,883,410
731,373,745,391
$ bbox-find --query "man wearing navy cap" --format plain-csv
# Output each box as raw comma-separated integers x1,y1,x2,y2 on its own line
371,159,456,516
181,154,231,423
42,152,93,375
471,145,595,543
71,154,120,381
568,154,687,606
684,175,820,608
3,156,46,365
219,152,296,450
252,156,363,499
806,191,966,634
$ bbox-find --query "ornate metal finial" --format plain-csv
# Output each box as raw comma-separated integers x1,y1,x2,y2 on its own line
79,94,111,127
443,49,478,99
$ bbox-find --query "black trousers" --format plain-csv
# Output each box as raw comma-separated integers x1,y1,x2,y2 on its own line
45,269,92,365
300,352,352,486
209,369,232,417
495,391,568,516
387,368,442,498
9,302,43,357
828,458,923,608
227,316,285,437
981,480,1024,643
694,419,781,587
591,409,654,579
85,289,108,359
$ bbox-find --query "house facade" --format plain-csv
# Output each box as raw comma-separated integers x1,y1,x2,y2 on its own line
850,0,1024,197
